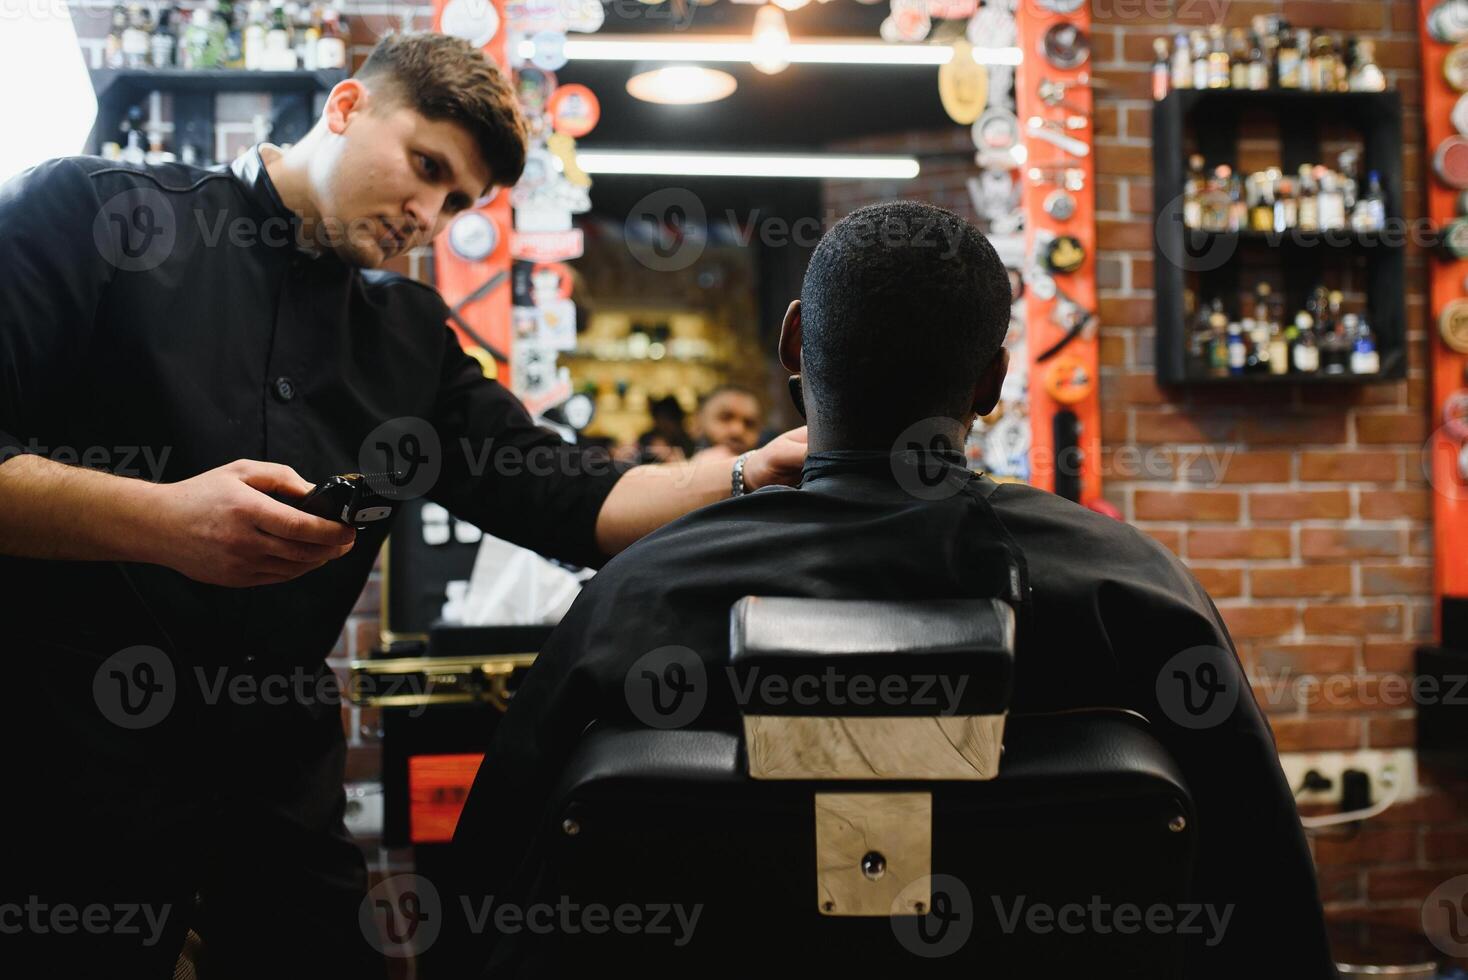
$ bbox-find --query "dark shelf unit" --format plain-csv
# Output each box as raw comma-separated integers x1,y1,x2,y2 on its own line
87,67,346,162
1152,89,1407,386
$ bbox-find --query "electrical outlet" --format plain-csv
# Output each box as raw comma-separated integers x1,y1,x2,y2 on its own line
1278,749,1418,807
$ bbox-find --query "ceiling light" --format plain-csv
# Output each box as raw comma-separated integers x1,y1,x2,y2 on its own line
576,150,920,179
627,65,739,104
751,5,792,75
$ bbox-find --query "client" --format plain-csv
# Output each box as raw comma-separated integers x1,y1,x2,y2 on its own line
451,201,1335,977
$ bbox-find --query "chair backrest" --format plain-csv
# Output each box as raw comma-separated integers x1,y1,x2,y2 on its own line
534,598,1196,975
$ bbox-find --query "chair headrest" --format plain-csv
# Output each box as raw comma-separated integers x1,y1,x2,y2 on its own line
728,597,1015,717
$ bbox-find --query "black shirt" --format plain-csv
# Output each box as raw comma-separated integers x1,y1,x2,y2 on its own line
453,451,1335,978
0,150,625,667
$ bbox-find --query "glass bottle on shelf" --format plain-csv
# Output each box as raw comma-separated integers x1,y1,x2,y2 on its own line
1229,28,1250,89
1202,165,1232,232
1248,30,1269,90
243,0,267,70
1227,318,1248,375
317,2,347,70
122,4,152,69
1296,165,1319,231
1310,33,1337,92
1349,314,1381,373
1292,312,1320,373
1183,154,1205,229
1207,25,1231,88
216,0,244,69
106,3,128,69
1248,173,1274,232
1349,39,1387,92
152,4,179,68
265,1,293,69
1268,318,1290,374
1299,29,1317,91
1208,303,1230,377
1353,170,1387,232
1191,30,1209,91
1317,168,1346,231
1152,38,1170,101
1276,23,1302,89
1274,176,1297,232
294,3,320,70
1172,32,1192,90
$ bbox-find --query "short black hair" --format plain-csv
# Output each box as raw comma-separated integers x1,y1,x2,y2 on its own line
799,201,1010,434
699,384,760,411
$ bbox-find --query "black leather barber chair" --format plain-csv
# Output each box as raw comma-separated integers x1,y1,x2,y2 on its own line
537,597,1196,974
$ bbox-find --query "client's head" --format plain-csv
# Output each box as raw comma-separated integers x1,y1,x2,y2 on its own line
778,200,1011,452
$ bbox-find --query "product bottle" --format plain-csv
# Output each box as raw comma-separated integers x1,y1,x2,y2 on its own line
1183,154,1205,229
265,2,293,68
1292,312,1320,373
122,3,152,68
1248,31,1269,89
106,3,128,69
243,0,267,70
1152,37,1170,101
1207,25,1230,88
1277,23,1302,89
1350,315,1381,373
1317,169,1346,231
316,2,347,70
1268,319,1290,374
217,0,244,68
1297,165,1319,231
152,4,179,67
1355,170,1387,232
1172,32,1192,90
1349,39,1387,92
1191,31,1209,91
1229,28,1250,89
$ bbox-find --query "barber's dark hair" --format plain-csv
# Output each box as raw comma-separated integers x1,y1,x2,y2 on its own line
699,384,760,410
356,32,528,187
799,201,1010,431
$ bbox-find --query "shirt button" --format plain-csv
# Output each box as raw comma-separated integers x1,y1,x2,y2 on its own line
272,376,296,402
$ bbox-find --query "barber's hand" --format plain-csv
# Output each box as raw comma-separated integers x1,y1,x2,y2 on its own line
148,460,358,587
742,426,808,491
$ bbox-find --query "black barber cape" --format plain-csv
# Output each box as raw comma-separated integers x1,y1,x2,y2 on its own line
0,154,622,836
454,450,1336,977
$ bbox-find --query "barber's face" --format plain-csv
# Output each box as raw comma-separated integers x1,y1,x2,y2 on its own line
312,83,492,268
701,392,762,454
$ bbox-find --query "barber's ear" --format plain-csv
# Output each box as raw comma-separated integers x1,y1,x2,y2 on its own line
971,348,1010,418
777,300,801,374
324,80,368,136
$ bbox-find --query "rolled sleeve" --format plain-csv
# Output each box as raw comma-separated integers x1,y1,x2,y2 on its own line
427,326,630,568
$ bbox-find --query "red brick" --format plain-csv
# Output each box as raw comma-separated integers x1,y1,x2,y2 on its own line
1240,415,1349,446
1316,867,1360,904
1300,529,1405,560
1300,674,1416,713
1094,140,1155,176
1099,332,1128,367
1212,451,1292,485
1366,714,1417,748
1302,604,1406,636
1253,565,1353,598
1270,716,1362,752
1118,371,1167,406
1359,490,1432,520
1425,829,1468,863
1135,489,1241,521
1250,642,1358,677
1366,868,1451,903
1219,604,1297,639
1098,297,1156,328
1356,413,1430,445
1188,528,1292,559
1141,527,1182,555
1315,828,1417,867
1191,565,1243,599
1133,411,1239,443
1250,491,1351,521
1360,564,1433,596
1363,641,1418,673
1282,1,1390,31
1300,452,1401,483
1096,217,1153,251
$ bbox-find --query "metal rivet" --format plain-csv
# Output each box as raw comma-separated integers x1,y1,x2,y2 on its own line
1168,814,1187,833
821,900,835,913
562,818,580,836
860,851,887,881
914,901,927,914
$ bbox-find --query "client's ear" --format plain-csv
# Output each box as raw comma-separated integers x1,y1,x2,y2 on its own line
971,349,1010,418
777,300,801,374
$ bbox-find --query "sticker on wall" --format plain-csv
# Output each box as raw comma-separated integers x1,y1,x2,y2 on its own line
1041,22,1090,70
447,211,500,262
536,297,578,350
1043,234,1086,274
530,31,568,71
440,0,500,46
927,0,976,19
506,0,566,34
1448,41,1468,92
547,133,591,188
513,230,585,262
548,84,601,138
939,39,989,125
971,106,1020,168
530,261,574,303
886,0,931,42
1434,135,1468,188
516,67,557,117
1442,297,1468,354
563,0,605,32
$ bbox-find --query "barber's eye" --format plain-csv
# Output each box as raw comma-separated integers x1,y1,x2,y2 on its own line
417,153,439,178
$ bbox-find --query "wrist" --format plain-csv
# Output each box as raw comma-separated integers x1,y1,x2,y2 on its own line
734,448,762,493
116,478,173,565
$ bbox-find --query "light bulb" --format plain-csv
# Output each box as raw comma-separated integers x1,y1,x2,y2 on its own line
773,0,809,9
751,4,791,74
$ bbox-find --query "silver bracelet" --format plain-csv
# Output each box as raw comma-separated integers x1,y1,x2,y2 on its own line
731,450,753,497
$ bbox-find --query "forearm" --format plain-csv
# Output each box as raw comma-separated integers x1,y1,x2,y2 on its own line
0,454,165,563
593,455,735,556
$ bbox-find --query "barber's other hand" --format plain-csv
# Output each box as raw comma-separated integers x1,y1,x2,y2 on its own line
147,460,358,587
742,426,808,491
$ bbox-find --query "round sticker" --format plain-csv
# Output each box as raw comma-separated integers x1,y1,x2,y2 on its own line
1044,234,1086,274
1443,298,1468,354
972,106,1020,152
530,31,567,71
938,40,988,125
1444,217,1468,259
926,0,976,18
547,84,600,138
440,0,500,46
564,0,604,32
447,211,499,262
1447,42,1468,91
516,67,557,116
1043,355,1092,405
1431,0,1468,43
1443,389,1468,441
1435,135,1468,189
1454,93,1468,135
530,261,574,301
1042,22,1090,70
890,2,931,42
518,147,559,191
1037,0,1085,10
1043,189,1076,221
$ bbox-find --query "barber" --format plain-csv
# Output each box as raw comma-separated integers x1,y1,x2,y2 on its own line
0,32,804,977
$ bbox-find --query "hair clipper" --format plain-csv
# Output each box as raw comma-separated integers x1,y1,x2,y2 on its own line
294,473,397,529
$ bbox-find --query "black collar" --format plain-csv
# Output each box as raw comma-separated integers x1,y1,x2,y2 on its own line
800,448,976,487
229,145,307,251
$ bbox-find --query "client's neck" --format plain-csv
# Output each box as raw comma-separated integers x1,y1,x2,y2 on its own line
806,416,971,456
